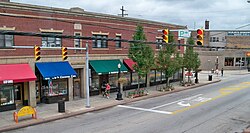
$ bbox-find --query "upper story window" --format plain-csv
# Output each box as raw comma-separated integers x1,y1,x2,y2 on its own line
0,26,15,48
0,34,14,48
40,28,63,47
42,35,61,47
210,37,219,42
115,35,121,48
92,35,108,48
156,38,163,49
74,32,81,48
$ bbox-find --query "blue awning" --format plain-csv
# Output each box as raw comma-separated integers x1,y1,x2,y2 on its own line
36,61,77,80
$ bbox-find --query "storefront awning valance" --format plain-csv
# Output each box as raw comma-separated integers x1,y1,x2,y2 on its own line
123,59,137,72
89,59,128,75
0,64,37,84
36,61,77,80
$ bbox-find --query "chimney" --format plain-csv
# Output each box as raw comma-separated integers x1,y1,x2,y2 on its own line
205,20,209,29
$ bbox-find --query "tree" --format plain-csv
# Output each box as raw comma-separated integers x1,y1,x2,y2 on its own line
128,25,154,89
156,32,182,90
183,37,201,83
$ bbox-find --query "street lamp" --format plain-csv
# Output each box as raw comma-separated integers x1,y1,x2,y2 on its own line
116,63,123,100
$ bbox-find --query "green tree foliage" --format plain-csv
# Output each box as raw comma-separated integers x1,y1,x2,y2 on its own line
183,37,201,83
156,32,182,89
128,25,154,89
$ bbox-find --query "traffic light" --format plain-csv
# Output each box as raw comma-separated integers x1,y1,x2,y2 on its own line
34,46,41,61
196,29,204,45
162,29,169,43
61,47,68,61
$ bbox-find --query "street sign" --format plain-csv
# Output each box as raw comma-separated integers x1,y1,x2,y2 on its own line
178,30,190,39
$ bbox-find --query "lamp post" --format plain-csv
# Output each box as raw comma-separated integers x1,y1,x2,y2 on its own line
208,60,211,75
116,63,123,100
216,56,219,70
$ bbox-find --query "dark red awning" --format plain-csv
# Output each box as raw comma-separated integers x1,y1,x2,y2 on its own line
123,59,137,71
0,64,37,84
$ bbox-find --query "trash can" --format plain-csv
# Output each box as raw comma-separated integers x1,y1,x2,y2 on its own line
208,74,212,81
58,100,65,113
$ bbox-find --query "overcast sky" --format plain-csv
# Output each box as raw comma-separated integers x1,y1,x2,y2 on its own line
11,0,250,30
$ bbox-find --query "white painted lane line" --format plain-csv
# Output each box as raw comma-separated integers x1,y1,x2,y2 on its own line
150,94,203,110
118,105,173,115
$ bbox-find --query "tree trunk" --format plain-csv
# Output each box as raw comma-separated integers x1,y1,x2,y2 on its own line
137,75,140,90
166,77,169,88
188,70,191,83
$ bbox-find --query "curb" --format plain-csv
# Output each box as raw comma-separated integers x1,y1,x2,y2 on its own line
0,80,221,132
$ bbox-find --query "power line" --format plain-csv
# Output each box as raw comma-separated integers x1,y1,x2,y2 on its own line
0,30,249,50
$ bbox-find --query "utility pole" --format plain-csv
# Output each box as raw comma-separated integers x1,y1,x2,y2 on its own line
118,6,128,17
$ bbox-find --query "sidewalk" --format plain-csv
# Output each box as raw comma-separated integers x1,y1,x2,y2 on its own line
0,70,248,132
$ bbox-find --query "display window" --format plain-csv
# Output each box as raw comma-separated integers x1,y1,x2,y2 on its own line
156,70,162,82
150,70,156,83
131,73,138,85
225,57,234,66
162,71,166,80
90,74,99,91
0,85,14,106
41,79,68,97
108,74,118,88
122,73,130,86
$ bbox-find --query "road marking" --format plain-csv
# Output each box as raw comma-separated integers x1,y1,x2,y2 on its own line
177,101,191,107
172,82,250,115
118,105,173,115
150,94,203,110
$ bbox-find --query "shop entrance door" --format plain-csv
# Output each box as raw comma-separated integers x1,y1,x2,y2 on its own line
73,79,81,99
14,84,23,106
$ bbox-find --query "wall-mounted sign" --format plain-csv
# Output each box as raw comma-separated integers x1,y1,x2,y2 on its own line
3,80,13,84
227,31,250,36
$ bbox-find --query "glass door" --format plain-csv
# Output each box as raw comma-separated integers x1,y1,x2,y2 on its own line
14,84,23,106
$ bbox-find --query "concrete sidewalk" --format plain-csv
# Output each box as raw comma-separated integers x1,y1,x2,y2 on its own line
0,70,248,132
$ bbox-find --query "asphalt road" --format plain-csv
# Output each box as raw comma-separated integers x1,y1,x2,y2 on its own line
6,74,250,133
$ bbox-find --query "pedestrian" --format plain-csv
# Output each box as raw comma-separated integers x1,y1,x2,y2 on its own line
221,68,224,76
103,83,110,99
216,69,219,77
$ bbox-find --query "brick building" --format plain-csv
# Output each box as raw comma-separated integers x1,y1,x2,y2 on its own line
0,1,187,111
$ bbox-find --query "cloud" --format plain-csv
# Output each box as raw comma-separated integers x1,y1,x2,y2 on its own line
11,0,250,30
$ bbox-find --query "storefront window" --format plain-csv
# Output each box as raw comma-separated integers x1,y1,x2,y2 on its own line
162,71,166,81
0,85,14,106
150,70,156,83
156,70,162,82
122,73,130,86
224,57,234,66
41,79,68,97
109,74,118,88
90,74,99,90
131,73,138,85
235,57,244,66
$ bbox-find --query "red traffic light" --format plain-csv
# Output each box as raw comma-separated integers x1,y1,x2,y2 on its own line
197,29,203,35
162,29,168,35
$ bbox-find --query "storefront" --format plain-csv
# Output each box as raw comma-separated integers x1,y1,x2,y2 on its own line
123,59,147,91
89,59,128,96
0,64,36,112
35,61,77,104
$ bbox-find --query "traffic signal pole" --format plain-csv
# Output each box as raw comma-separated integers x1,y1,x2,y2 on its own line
85,42,90,108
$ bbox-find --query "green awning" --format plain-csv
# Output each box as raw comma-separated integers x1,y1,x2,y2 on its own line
89,59,128,75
